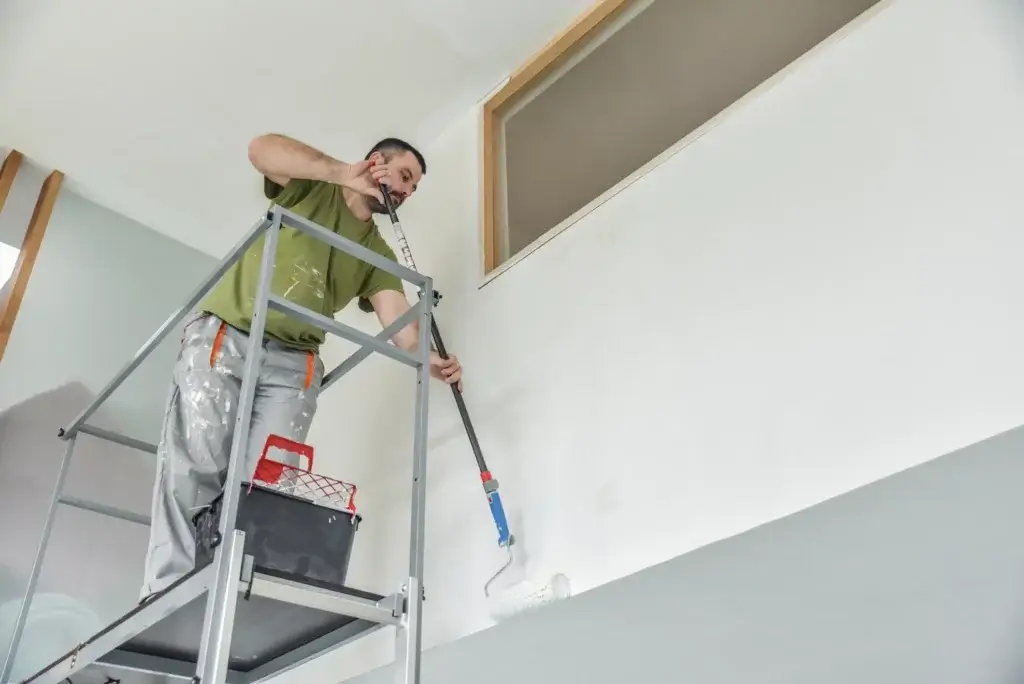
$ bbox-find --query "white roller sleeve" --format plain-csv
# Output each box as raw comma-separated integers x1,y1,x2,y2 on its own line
485,573,572,621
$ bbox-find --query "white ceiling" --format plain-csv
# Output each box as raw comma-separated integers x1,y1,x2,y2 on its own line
0,0,593,256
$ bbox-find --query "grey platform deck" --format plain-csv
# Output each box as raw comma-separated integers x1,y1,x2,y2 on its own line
127,585,383,670
20,566,396,684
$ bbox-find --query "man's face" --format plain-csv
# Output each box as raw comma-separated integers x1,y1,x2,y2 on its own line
366,149,423,214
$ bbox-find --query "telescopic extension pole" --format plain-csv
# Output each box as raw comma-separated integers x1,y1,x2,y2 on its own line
378,186,515,581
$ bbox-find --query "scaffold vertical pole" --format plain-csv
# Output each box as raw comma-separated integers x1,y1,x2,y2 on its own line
396,277,433,684
195,210,280,682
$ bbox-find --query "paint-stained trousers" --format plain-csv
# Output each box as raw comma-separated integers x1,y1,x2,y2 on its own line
140,313,324,600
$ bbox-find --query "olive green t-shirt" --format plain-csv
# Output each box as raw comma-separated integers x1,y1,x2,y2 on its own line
200,176,404,352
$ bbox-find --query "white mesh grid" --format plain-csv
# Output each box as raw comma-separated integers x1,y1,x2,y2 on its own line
252,464,358,515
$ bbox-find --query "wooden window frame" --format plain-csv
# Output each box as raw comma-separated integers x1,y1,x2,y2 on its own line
481,0,638,277
479,0,889,281
0,151,64,362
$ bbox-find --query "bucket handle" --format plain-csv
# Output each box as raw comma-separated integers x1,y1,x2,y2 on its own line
252,434,315,488
259,434,314,471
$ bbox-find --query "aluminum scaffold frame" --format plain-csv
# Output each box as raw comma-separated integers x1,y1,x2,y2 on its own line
1,205,434,684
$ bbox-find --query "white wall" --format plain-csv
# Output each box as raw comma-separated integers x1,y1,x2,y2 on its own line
295,0,1024,680
0,161,216,440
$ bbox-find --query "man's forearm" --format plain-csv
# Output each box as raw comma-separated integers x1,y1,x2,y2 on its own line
374,293,460,386
371,290,429,353
392,320,422,352
248,133,346,184
389,317,440,355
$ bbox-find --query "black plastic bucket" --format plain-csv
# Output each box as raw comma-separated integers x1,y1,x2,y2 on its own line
194,482,362,592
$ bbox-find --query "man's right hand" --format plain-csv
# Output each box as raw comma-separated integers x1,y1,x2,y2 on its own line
330,159,386,204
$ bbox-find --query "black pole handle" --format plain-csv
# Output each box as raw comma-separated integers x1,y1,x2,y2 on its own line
429,320,489,475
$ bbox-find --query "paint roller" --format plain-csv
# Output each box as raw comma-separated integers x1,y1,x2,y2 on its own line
377,183,571,620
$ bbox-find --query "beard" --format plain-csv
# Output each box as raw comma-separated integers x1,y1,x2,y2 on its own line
367,189,405,215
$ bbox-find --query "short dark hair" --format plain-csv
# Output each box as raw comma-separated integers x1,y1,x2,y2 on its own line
365,137,427,175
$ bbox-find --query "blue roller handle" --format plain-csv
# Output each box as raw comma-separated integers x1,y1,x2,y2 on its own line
488,490,512,548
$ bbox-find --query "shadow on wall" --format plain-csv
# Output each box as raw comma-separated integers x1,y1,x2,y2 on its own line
0,381,156,670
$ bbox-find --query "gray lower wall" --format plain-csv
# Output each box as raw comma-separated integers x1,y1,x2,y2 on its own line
344,424,1024,684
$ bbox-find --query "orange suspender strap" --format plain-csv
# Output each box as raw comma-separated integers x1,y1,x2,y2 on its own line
209,321,227,368
304,351,314,390
209,320,313,390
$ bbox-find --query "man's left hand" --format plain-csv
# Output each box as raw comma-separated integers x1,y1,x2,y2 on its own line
429,352,463,391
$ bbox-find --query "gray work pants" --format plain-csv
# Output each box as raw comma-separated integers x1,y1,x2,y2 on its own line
140,313,324,599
